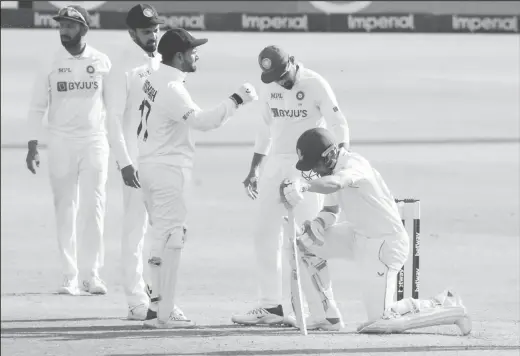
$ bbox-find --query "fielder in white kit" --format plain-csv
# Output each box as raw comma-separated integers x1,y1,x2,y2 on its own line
137,29,258,329
232,45,350,327
280,127,472,335
104,3,163,321
25,5,129,295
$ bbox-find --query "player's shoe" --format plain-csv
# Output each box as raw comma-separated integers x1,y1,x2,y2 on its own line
82,276,108,295
143,309,196,329
306,317,344,331
231,305,285,325
127,304,157,321
285,312,343,331
57,278,80,296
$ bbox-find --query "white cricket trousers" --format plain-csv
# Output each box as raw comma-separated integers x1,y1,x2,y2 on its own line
121,181,150,307
47,134,109,281
139,163,191,319
254,154,323,308
306,222,410,320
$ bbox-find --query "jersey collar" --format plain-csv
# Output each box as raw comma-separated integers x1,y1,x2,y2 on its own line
61,44,93,59
161,64,187,83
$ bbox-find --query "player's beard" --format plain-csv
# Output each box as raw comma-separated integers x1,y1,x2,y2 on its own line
141,39,157,53
61,33,82,49
281,80,295,90
183,60,197,73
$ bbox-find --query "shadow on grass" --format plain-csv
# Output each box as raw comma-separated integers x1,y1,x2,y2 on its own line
2,317,123,323
0,324,310,339
105,345,520,355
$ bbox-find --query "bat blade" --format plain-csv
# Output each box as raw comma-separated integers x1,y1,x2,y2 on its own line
287,209,308,336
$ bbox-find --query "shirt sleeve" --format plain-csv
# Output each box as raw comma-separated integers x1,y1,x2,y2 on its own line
315,76,350,149
253,99,273,155
323,193,339,207
27,62,50,141
104,56,133,168
170,84,238,132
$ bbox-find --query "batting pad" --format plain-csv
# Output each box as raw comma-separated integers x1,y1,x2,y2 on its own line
357,305,467,334
158,247,182,322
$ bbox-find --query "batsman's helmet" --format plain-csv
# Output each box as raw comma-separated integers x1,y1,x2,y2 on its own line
296,128,339,178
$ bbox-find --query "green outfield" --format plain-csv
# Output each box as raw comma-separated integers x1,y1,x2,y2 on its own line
1,30,519,356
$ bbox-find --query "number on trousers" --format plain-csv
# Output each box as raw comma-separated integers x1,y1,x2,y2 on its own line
137,99,152,142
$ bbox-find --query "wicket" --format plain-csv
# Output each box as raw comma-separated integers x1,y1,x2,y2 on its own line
395,198,421,301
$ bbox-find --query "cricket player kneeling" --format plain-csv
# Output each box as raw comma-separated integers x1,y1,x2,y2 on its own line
280,127,472,336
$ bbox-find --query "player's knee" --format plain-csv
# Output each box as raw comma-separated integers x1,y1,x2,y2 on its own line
165,225,187,250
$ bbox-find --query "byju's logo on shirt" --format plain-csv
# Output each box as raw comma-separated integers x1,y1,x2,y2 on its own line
57,81,100,92
271,108,308,118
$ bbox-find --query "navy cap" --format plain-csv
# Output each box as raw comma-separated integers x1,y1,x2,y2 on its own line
258,45,291,84
158,28,208,59
126,3,164,29
53,5,89,27
296,128,337,172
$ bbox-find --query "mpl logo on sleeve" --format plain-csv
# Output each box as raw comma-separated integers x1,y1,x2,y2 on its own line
452,15,518,33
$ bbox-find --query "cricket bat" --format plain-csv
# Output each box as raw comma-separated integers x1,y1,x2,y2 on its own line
287,209,308,336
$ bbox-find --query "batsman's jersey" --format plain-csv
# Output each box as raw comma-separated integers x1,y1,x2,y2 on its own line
27,45,111,141
137,64,238,168
104,43,161,166
330,151,405,239
254,64,349,156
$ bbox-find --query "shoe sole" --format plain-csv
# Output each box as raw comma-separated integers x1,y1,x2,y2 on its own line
57,288,80,296
143,322,197,329
231,315,285,326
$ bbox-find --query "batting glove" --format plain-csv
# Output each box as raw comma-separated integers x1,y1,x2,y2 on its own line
26,140,40,174
230,83,258,107
280,178,308,210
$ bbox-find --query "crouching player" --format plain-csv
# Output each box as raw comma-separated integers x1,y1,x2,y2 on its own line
279,127,472,335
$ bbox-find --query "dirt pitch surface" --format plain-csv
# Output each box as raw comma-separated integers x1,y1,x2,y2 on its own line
1,30,519,356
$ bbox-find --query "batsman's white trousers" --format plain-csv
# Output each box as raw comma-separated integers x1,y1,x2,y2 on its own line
139,163,191,258
254,154,323,308
121,181,150,307
305,222,410,320
47,134,109,281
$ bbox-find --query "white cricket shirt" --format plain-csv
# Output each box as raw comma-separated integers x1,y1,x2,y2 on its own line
330,150,405,239
136,64,238,168
27,45,111,141
104,41,161,167
254,63,349,156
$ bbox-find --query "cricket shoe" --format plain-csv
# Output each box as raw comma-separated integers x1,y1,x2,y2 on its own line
143,310,196,329
285,312,343,331
57,277,81,296
127,304,157,321
231,305,285,325
82,276,108,295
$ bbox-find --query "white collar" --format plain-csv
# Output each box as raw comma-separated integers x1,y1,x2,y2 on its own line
161,64,187,83
61,44,92,59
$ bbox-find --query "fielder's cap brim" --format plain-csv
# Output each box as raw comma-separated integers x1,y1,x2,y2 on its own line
191,38,208,47
53,15,87,25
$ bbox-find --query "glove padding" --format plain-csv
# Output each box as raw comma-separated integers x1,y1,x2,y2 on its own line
230,83,258,107
280,178,308,209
